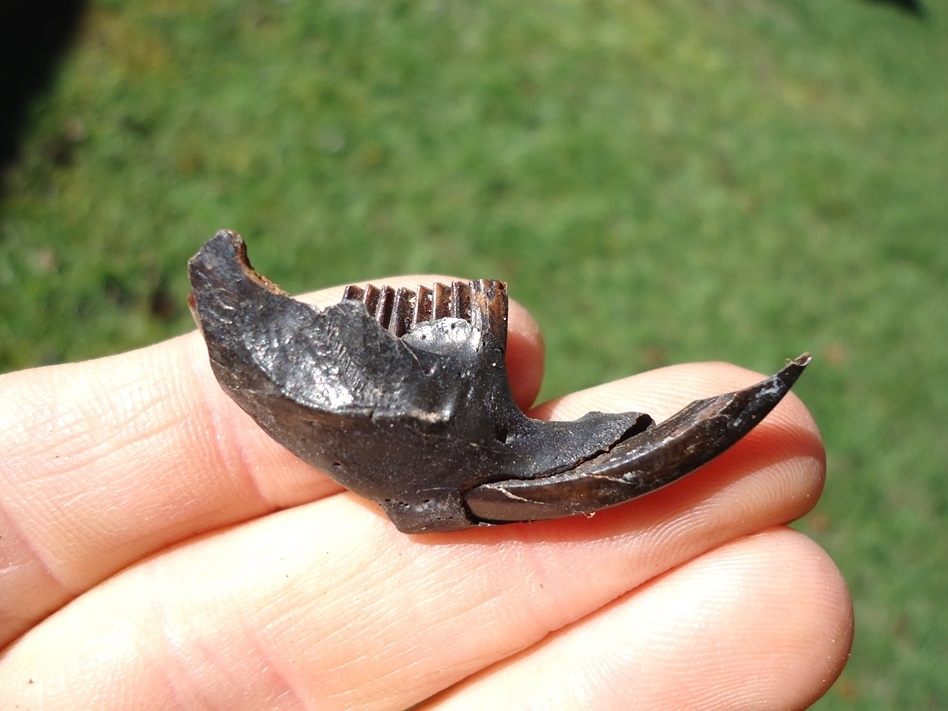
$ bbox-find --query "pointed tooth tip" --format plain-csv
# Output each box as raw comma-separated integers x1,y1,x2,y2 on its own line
792,352,812,367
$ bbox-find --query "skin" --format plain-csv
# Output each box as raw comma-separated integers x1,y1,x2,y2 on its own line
0,275,853,710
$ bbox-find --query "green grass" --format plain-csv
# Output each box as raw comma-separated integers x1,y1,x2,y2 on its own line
2,0,946,707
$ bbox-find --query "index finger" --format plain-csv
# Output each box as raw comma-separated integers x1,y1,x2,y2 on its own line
0,275,544,647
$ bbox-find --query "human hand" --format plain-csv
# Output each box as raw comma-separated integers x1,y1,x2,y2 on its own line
0,276,853,709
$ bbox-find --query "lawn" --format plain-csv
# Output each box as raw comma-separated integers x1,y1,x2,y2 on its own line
2,0,946,707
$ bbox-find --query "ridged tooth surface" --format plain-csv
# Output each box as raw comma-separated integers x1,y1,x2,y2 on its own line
342,279,506,348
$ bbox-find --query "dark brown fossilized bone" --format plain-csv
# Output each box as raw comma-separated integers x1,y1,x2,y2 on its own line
188,230,810,533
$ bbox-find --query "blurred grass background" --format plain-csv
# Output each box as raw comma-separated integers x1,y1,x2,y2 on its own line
1,0,945,707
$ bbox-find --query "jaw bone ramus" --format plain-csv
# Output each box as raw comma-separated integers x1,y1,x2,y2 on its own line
188,230,810,533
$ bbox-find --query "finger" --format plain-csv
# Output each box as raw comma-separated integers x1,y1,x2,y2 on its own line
0,363,825,709
425,527,853,710
0,275,544,647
